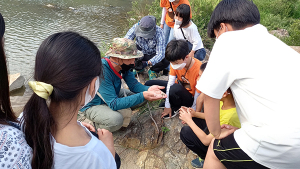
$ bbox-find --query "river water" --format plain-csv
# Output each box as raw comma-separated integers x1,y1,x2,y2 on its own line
1,0,144,83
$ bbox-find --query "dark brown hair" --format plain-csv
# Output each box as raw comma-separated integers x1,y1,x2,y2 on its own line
165,39,189,61
22,32,103,169
0,13,17,124
207,0,260,38
175,4,191,28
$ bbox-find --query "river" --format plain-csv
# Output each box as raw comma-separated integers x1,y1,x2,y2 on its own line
1,0,146,87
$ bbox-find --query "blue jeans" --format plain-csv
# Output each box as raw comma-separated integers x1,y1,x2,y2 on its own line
188,41,206,61
163,22,175,46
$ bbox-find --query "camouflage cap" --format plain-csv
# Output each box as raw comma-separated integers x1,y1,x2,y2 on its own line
105,38,143,59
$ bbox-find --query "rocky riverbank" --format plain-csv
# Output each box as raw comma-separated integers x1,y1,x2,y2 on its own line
9,46,300,169
114,109,196,169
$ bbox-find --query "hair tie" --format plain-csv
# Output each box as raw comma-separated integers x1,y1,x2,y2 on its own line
28,81,53,100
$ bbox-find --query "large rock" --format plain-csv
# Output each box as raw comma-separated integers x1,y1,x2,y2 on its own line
114,108,164,151
9,73,25,92
204,48,210,61
269,29,289,38
114,108,196,169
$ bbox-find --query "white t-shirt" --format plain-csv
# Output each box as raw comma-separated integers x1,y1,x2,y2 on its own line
197,24,300,169
174,21,204,51
0,124,32,169
52,122,116,169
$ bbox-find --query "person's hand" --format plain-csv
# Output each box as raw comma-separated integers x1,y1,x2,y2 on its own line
179,107,193,124
161,107,172,118
181,106,197,117
147,60,152,66
188,51,195,58
148,85,165,92
160,24,164,29
214,125,239,139
98,129,115,157
81,122,96,132
221,124,239,130
187,108,197,117
215,128,235,140
143,91,167,101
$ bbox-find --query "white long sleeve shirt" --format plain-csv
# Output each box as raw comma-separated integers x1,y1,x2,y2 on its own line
174,21,204,51
165,75,198,110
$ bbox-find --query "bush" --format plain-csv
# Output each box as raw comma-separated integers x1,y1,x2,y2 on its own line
284,19,300,46
189,0,221,50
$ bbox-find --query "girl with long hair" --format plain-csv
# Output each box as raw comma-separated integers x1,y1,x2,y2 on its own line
22,31,117,169
174,4,206,61
0,13,32,168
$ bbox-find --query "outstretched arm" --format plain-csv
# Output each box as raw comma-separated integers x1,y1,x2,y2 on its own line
189,121,214,146
179,107,213,146
181,106,205,119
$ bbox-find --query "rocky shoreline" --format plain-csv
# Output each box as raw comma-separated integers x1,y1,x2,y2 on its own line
9,46,300,169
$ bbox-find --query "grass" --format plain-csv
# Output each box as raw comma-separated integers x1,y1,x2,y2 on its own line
162,126,170,133
254,0,300,46
137,99,162,117
125,0,300,49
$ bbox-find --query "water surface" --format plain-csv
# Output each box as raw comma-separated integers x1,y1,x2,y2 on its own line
1,0,142,84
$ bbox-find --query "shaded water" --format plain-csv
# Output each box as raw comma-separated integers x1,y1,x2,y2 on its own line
1,0,142,83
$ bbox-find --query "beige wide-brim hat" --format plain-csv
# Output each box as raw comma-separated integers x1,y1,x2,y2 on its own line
105,38,143,59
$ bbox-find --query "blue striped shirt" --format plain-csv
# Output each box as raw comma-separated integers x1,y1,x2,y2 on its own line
125,23,165,65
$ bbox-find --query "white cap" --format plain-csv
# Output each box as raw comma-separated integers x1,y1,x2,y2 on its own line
169,0,175,2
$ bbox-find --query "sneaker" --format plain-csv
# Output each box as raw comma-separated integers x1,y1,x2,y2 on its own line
163,109,180,119
191,157,204,168
148,69,158,80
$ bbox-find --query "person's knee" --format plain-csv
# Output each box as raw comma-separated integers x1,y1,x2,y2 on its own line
198,48,206,61
93,111,123,132
169,83,183,95
145,80,153,86
180,126,194,143
106,113,123,132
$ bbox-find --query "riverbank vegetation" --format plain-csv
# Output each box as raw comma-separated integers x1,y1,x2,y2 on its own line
126,0,300,50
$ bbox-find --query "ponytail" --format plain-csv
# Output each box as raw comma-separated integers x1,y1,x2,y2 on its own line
22,94,54,169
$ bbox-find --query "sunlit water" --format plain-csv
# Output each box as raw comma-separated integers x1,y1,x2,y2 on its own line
1,0,143,86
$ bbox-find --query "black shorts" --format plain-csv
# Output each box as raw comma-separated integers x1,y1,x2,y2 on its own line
213,133,269,169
